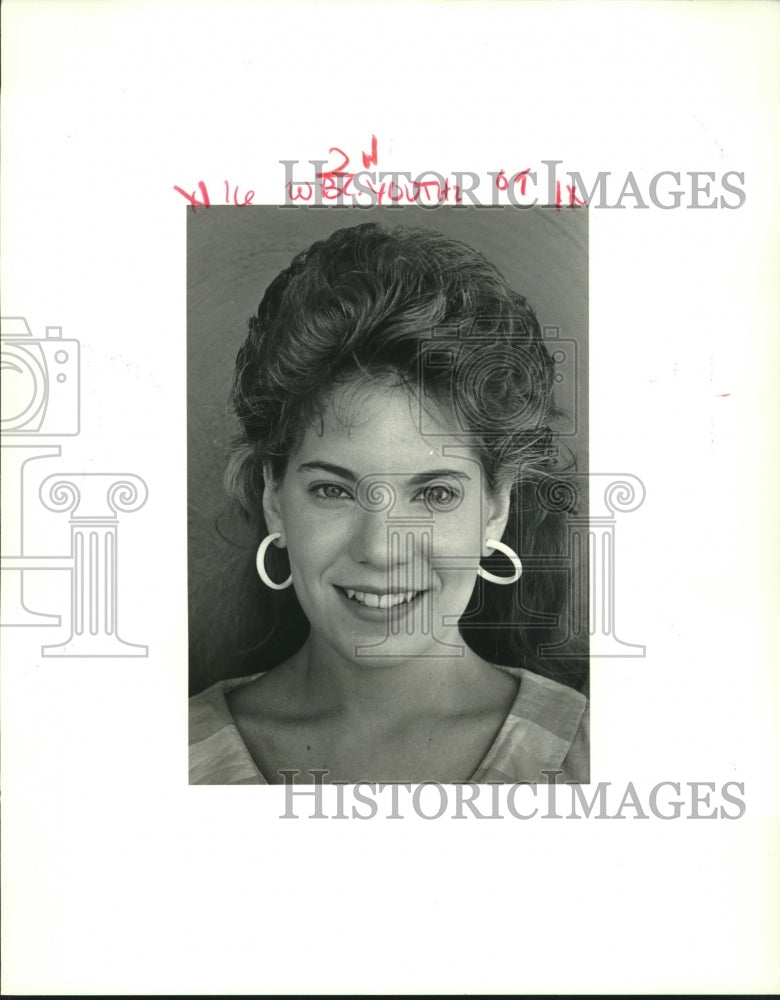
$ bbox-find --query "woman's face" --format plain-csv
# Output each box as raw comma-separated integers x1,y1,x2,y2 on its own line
263,381,511,668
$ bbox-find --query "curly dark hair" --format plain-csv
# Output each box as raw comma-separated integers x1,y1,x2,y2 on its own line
221,222,587,689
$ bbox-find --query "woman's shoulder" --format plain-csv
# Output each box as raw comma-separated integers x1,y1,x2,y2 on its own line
508,665,587,713
473,666,589,783
189,671,268,785
190,671,266,727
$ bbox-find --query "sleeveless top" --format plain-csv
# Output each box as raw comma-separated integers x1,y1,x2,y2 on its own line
189,664,589,785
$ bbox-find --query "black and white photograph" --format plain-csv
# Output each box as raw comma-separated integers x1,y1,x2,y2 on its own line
2,1,778,994
188,208,589,785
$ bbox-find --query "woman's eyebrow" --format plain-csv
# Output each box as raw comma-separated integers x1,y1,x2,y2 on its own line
406,470,471,486
296,462,471,486
296,461,357,481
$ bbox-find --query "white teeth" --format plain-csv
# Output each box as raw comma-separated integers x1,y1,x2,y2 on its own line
378,592,407,609
342,588,420,608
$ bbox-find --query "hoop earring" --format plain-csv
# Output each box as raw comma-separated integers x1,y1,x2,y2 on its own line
256,532,293,590
477,538,522,585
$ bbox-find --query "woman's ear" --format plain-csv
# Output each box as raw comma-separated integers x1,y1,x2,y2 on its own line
262,464,286,544
482,478,513,555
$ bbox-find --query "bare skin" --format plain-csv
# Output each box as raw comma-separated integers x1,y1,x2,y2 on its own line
227,645,519,784
227,381,518,784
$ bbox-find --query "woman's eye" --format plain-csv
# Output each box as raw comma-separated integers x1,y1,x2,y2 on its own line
418,484,461,509
311,483,352,501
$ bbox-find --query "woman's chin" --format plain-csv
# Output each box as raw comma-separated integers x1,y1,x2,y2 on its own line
296,583,472,666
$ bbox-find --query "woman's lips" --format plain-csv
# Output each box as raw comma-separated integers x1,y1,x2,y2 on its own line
334,585,426,616
342,587,419,609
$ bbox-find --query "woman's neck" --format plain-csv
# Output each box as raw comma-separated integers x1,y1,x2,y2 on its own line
286,632,504,724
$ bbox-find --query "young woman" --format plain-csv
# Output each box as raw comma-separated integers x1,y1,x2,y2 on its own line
189,222,588,784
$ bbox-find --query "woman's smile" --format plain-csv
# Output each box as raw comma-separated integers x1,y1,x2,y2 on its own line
333,583,428,623
336,586,422,609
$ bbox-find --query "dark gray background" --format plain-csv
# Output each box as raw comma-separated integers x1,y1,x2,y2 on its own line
188,206,588,692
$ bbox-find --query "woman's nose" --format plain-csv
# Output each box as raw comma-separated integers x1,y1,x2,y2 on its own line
349,511,431,584
349,509,395,568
